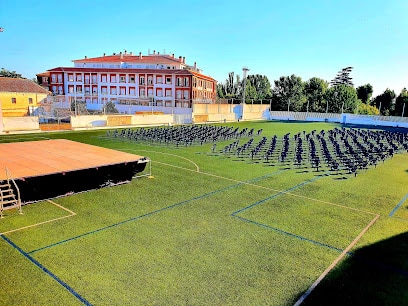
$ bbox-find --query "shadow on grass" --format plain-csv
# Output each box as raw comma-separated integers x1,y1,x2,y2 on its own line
298,232,408,305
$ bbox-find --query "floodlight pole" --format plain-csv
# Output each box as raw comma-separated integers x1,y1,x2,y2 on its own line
402,102,406,117
242,67,249,105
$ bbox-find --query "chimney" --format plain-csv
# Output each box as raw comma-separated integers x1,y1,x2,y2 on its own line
182,57,185,64
103,52,106,56
158,52,160,55
139,52,143,59
153,50,156,55
130,51,133,55
85,56,87,59
124,50,127,55
179,56,182,62
194,62,197,69
120,52,123,59
172,53,174,58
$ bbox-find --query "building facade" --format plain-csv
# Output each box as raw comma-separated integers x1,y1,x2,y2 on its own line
0,77,50,117
37,51,217,113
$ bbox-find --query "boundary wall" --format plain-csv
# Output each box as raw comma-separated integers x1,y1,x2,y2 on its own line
2,117,40,133
267,111,408,128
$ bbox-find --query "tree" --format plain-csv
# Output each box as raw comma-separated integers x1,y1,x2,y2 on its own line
325,85,358,113
330,67,353,86
372,89,396,115
303,77,328,112
357,102,380,115
70,100,87,115
356,84,373,104
272,75,306,111
394,88,408,117
216,83,226,99
224,72,240,99
0,68,24,78
104,101,119,114
245,74,272,102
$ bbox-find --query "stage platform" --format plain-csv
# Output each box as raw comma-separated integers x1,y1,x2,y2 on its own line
0,139,148,203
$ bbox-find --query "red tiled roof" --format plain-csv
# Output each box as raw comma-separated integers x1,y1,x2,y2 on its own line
73,54,184,65
0,77,50,94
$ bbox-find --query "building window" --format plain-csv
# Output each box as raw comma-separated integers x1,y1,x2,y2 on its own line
101,86,107,94
156,76,163,84
68,74,74,82
101,75,107,83
148,88,153,97
110,75,116,83
156,88,162,97
120,75,126,83
92,86,98,94
76,74,82,82
58,86,63,94
57,74,62,83
166,76,172,84
85,86,90,95
120,87,126,95
129,87,135,95
139,76,145,85
28,97,33,104
165,89,172,97
147,76,153,85
92,75,98,83
110,87,117,95
51,75,56,82
139,88,146,97
184,78,189,87
76,86,82,93
129,75,135,83
184,90,189,100
176,90,182,99
68,86,74,93
176,77,182,86
11,97,16,104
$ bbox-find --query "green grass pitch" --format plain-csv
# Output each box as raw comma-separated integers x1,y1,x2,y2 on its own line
0,121,407,305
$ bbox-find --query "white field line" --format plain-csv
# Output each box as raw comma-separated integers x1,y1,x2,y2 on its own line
1,200,76,235
293,213,380,306
122,149,200,172
154,160,377,216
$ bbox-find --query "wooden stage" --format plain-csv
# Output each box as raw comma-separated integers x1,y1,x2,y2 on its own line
0,139,144,180
0,139,148,202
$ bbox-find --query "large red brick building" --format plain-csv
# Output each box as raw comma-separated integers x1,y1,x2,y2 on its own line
37,51,217,112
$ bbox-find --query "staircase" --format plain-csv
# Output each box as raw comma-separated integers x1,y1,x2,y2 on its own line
0,168,22,218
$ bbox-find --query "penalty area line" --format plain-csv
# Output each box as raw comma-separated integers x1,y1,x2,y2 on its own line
293,213,380,306
0,200,76,235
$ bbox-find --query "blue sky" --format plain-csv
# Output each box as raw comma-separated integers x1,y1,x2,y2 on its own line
1,0,407,97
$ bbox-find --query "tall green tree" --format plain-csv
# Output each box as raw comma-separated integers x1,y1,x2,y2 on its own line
216,83,226,99
303,77,328,112
272,74,306,111
372,88,396,115
325,85,358,113
356,84,373,104
330,67,353,86
394,88,408,117
0,68,24,78
246,74,272,102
